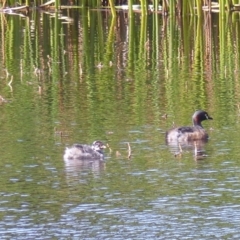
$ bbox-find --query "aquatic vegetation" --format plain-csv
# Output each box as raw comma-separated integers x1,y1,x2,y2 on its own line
1,0,240,16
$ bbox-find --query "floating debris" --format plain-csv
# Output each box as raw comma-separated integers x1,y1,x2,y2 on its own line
116,151,121,157
8,75,13,92
127,142,131,159
106,143,112,153
0,95,8,103
162,113,168,119
96,62,104,69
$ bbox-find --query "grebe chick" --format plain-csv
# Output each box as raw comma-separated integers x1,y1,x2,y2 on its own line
64,141,106,160
166,110,213,142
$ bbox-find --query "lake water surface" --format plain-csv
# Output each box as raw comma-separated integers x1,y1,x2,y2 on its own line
0,9,240,239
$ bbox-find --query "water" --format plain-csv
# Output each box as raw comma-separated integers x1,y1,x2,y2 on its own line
0,10,240,239
1,119,240,239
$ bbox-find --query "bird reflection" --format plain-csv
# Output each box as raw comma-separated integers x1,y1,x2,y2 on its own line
166,139,208,160
64,158,106,183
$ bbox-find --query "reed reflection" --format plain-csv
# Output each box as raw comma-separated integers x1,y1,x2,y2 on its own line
167,139,208,160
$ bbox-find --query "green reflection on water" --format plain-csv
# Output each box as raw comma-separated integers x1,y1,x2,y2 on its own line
0,9,240,238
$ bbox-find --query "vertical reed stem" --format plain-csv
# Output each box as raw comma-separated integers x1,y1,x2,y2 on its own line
140,0,148,16
169,0,175,16
109,0,116,18
128,0,133,16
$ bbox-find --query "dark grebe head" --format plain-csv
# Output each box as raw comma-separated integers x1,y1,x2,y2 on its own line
192,110,213,127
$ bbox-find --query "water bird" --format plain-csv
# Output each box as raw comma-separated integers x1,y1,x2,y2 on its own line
63,141,106,160
166,110,213,143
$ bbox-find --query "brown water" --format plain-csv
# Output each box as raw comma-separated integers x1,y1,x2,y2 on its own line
0,9,240,239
